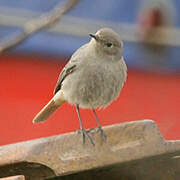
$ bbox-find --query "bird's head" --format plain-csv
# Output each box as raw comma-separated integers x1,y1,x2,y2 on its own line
89,28,123,60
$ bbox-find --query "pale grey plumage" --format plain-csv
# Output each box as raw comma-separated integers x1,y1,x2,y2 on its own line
55,28,127,108
33,28,127,145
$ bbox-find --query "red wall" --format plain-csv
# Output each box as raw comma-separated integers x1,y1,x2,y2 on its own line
0,54,180,145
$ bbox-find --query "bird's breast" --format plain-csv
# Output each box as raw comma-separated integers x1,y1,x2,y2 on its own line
62,59,127,108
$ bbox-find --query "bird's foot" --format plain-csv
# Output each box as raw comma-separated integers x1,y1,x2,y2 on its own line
76,128,94,134
76,127,106,145
77,128,95,146
97,126,107,142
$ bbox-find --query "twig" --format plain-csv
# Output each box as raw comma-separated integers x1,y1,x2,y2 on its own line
0,0,80,53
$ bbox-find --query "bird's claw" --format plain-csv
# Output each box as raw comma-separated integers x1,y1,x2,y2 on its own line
76,127,106,145
80,128,95,146
97,126,107,142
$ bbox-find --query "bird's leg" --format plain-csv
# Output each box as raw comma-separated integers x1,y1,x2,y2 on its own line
75,104,95,146
92,108,107,142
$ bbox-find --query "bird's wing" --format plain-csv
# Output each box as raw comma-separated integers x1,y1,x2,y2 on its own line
54,63,76,95
54,43,88,95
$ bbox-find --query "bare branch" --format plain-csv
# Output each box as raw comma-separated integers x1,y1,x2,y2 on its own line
0,0,80,53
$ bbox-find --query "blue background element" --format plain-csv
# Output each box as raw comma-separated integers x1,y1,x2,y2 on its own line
0,0,180,72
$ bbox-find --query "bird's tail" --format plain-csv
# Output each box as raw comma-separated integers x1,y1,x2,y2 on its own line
33,91,65,123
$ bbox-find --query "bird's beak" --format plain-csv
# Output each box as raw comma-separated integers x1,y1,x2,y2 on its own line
89,34,98,41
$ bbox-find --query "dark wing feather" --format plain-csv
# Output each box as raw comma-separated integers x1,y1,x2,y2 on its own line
54,64,76,95
54,44,88,95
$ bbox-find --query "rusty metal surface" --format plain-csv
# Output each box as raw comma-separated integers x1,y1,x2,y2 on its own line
0,175,25,180
0,120,180,180
56,150,180,180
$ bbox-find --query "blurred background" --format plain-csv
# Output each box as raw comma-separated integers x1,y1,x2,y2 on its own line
0,0,180,146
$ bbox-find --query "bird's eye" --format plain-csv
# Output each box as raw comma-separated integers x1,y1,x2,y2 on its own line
106,42,112,47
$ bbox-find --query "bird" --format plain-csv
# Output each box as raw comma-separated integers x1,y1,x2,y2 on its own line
33,28,127,146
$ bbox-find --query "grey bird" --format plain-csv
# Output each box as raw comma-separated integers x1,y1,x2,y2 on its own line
33,28,127,145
